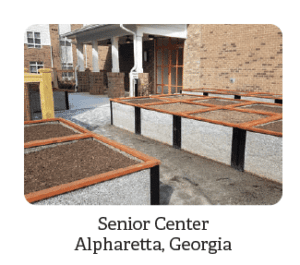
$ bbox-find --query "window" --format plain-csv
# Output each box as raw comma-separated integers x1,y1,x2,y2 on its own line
27,31,41,48
62,63,74,80
60,38,72,46
30,62,43,73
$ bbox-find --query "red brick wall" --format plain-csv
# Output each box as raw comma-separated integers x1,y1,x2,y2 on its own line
99,46,112,71
24,24,83,73
107,72,125,98
183,24,282,94
49,24,61,70
90,72,106,95
24,44,52,70
77,69,91,92
80,43,112,72
71,24,83,68
77,69,106,94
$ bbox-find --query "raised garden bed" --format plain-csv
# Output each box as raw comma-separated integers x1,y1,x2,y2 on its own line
25,139,139,194
124,98,166,105
183,89,282,104
24,122,80,143
241,92,282,104
237,103,282,114
191,98,241,106
24,118,90,146
149,102,208,113
191,109,267,124
161,95,201,100
110,95,282,183
24,118,160,205
255,120,282,133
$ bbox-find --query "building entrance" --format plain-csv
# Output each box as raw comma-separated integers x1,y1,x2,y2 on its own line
155,37,184,94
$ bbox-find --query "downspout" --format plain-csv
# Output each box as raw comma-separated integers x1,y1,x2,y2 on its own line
120,24,138,97
50,46,54,68
84,44,88,69
74,64,79,92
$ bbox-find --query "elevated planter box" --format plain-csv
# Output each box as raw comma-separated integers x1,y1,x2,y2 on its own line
24,118,90,148
24,118,160,205
241,92,282,104
183,89,282,104
111,95,282,183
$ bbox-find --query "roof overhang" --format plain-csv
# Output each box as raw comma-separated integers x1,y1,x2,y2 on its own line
61,24,187,44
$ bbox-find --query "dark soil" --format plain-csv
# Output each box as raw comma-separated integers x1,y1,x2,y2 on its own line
194,98,240,106
150,102,208,113
124,98,165,105
256,120,282,133
238,104,282,114
24,139,139,194
25,123,79,143
192,109,267,124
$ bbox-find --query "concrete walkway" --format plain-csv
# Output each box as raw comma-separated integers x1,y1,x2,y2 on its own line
37,94,282,205
68,92,110,110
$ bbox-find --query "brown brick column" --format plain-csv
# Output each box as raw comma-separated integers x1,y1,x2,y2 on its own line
107,72,125,98
77,68,91,92
24,83,31,121
137,73,150,96
49,24,61,71
89,72,106,95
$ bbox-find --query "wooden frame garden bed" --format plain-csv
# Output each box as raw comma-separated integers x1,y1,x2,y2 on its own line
24,118,160,205
110,94,282,183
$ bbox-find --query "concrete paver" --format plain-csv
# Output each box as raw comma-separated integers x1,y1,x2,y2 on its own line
33,94,282,205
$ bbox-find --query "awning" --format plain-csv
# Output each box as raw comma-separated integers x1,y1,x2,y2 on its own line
61,24,187,44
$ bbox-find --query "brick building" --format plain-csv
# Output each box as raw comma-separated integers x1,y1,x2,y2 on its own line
24,24,282,96
62,24,282,97
183,24,282,94
24,24,111,86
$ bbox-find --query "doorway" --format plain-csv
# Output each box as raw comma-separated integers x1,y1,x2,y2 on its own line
155,37,184,94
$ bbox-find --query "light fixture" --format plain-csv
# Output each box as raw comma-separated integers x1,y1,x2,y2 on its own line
148,35,154,40
144,50,148,62
125,35,131,44
107,39,111,45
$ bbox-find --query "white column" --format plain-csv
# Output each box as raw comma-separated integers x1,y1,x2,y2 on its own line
92,40,99,72
135,33,143,73
76,42,84,71
111,37,120,72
